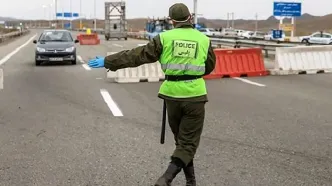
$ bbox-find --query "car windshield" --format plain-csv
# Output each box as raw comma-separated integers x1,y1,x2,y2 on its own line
39,31,73,42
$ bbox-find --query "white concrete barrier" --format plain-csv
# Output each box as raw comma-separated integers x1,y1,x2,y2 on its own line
271,45,332,75
0,69,3,89
105,52,165,83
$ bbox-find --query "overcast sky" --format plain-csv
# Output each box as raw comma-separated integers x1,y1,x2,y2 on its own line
0,0,330,20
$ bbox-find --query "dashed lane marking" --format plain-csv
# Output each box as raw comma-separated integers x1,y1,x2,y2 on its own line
100,89,123,117
82,64,91,71
77,55,84,63
233,77,266,87
112,44,123,48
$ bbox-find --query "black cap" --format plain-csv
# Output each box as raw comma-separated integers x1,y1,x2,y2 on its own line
169,3,191,21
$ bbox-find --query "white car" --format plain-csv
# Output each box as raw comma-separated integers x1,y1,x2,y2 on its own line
221,28,238,37
241,31,254,39
198,28,221,37
235,29,246,37
299,32,332,45
241,31,265,40
264,30,286,41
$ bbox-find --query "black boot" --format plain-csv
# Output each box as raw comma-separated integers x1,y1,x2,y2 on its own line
183,166,196,186
154,163,182,186
183,160,196,186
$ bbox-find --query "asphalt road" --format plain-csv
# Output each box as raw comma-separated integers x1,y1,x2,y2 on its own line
0,30,331,186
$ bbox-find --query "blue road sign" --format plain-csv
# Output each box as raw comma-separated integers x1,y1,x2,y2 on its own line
273,2,302,17
73,13,79,17
56,13,63,17
272,30,283,39
64,23,71,29
63,12,72,18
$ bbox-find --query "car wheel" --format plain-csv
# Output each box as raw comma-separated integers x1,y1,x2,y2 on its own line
35,59,41,66
71,60,77,65
301,39,308,43
124,37,127,40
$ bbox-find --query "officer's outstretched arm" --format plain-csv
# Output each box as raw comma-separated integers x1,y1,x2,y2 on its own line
104,35,163,71
204,41,216,75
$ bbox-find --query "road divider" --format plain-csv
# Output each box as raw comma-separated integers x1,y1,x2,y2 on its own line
204,48,269,79
77,33,100,45
270,45,332,75
106,48,269,83
0,29,30,43
106,54,165,83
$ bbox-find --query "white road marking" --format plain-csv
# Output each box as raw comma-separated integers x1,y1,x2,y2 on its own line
138,44,146,46
82,64,91,70
0,34,37,66
96,77,102,80
112,44,123,48
100,89,123,117
77,55,84,63
233,77,266,87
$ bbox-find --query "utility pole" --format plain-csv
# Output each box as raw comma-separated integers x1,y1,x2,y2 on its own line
255,13,258,32
55,0,57,28
94,0,97,31
80,0,82,30
227,13,229,28
193,0,198,26
231,12,234,29
70,0,72,29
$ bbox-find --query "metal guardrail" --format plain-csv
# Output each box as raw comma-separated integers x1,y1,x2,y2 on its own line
126,31,328,58
69,29,328,58
0,29,30,43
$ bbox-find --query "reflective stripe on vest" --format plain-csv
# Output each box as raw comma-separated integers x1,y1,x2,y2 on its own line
158,28,210,98
160,63,205,73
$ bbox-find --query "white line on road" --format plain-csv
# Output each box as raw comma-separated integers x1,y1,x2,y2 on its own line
100,89,123,117
233,77,266,87
77,55,84,63
112,44,123,48
82,64,91,70
0,34,37,66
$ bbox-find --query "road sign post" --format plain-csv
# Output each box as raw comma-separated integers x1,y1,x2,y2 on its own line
273,1,302,37
272,29,283,39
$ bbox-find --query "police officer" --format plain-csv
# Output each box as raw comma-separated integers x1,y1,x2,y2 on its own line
88,3,216,186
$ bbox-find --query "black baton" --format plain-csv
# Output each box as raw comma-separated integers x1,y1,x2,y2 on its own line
160,100,166,144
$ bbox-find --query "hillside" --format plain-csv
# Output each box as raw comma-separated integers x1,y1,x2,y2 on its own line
3,13,332,35
0,16,17,21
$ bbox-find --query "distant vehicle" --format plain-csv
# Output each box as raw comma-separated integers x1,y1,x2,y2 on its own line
299,32,332,45
235,29,246,37
198,28,221,37
240,31,265,40
145,17,173,40
33,30,79,66
251,31,266,40
264,30,286,41
221,28,238,36
104,1,128,40
241,31,254,39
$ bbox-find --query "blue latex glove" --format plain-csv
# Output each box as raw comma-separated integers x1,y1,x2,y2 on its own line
88,56,105,68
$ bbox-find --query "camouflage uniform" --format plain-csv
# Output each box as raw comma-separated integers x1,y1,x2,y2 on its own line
104,3,216,186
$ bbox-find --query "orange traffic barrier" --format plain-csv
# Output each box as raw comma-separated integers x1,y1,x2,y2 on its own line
204,48,269,79
78,33,100,45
